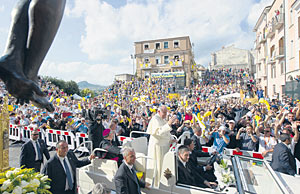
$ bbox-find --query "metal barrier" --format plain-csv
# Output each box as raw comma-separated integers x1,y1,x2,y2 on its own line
45,129,76,150
118,136,133,144
201,146,264,160
74,140,93,154
22,126,45,142
9,124,22,141
75,133,89,151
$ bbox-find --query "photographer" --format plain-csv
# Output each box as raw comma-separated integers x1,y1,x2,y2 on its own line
75,118,89,134
87,107,106,150
236,125,258,151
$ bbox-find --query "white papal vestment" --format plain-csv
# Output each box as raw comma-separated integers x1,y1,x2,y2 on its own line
146,114,172,188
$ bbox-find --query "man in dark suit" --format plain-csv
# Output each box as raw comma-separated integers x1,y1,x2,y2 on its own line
271,133,296,176
114,147,150,194
177,145,217,188
42,140,95,194
87,109,104,150
191,127,213,157
20,129,50,172
99,129,123,166
184,139,217,182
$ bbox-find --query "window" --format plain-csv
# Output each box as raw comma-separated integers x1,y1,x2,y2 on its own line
272,65,276,78
164,56,169,64
174,40,179,48
155,42,161,49
281,61,285,74
144,44,149,50
155,56,161,65
164,41,169,49
259,64,261,71
174,55,180,61
273,84,276,95
144,57,150,63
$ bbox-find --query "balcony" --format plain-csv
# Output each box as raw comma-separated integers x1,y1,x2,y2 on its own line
274,13,284,30
259,34,266,44
267,56,276,64
140,63,152,69
275,47,285,60
266,23,275,38
143,49,155,54
170,59,183,67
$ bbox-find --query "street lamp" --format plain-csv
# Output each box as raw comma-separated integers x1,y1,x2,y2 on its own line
130,54,136,76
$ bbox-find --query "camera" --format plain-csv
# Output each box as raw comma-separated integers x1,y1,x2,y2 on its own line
94,108,108,120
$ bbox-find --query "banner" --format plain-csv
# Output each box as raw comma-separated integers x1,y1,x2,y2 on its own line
151,71,185,78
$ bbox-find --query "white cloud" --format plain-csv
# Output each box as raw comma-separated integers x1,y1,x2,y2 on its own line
39,60,132,86
247,0,274,28
67,0,260,65
40,0,274,85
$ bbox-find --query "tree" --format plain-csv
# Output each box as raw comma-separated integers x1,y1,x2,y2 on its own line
80,88,95,98
43,76,79,95
65,80,80,95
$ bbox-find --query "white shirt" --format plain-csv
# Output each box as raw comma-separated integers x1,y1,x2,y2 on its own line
178,157,186,168
194,134,207,146
31,139,40,161
258,135,277,153
124,160,134,172
57,154,74,190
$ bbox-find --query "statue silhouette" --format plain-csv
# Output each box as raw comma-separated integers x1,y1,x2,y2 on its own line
0,0,66,112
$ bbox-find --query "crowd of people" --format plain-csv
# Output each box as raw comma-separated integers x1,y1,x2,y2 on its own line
2,68,300,193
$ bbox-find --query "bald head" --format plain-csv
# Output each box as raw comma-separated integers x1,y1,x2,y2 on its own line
158,105,168,119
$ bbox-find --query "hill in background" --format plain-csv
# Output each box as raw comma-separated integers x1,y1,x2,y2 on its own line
77,81,107,91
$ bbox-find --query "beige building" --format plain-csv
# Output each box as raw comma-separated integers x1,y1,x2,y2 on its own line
134,36,196,86
254,0,287,99
210,45,255,75
114,74,134,81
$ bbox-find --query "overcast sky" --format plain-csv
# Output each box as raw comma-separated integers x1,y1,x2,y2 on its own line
0,0,273,86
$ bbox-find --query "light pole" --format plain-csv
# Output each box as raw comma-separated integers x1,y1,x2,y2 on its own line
131,54,135,76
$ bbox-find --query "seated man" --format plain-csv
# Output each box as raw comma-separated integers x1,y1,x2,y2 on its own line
177,145,217,188
98,129,123,166
184,139,217,182
271,133,296,176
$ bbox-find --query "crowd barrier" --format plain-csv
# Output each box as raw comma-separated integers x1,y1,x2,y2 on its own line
201,146,264,160
75,133,90,153
9,124,22,141
45,129,76,150
9,126,270,162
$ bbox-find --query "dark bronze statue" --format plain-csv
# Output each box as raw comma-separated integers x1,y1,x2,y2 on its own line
0,0,66,112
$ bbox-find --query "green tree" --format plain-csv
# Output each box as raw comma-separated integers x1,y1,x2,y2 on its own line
43,76,79,95
80,88,95,98
65,80,80,95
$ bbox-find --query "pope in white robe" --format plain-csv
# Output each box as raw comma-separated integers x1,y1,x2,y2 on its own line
146,105,177,188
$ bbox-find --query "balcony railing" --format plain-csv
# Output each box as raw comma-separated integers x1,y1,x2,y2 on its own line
266,23,275,38
139,63,152,69
143,49,155,54
170,59,183,67
259,34,266,44
274,13,284,30
275,47,284,59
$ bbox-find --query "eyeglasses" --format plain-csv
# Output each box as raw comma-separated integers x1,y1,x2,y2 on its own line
32,134,39,136
264,131,270,133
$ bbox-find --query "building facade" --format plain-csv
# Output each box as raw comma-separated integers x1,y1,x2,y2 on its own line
254,0,300,99
210,45,255,74
114,74,134,81
134,36,196,86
